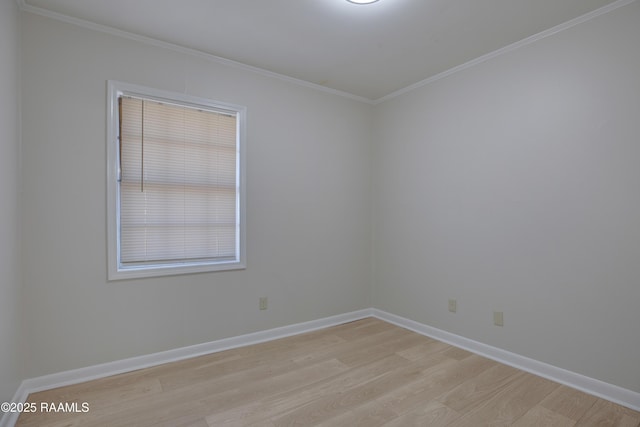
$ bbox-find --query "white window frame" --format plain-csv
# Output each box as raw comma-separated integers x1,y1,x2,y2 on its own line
107,81,246,280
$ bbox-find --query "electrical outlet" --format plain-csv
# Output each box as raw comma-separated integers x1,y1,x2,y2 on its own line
493,311,504,327
448,299,457,313
259,297,268,311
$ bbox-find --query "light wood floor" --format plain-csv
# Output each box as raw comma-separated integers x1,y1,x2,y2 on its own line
16,318,640,426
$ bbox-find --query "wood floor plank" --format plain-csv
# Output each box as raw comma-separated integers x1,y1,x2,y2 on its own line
156,331,346,392
17,376,163,427
313,398,398,427
35,358,347,427
441,346,474,361
291,326,411,366
204,354,411,426
180,420,210,427
538,385,598,422
15,318,640,427
444,372,559,426
331,318,397,341
511,405,576,427
575,399,640,427
336,331,425,367
395,339,450,361
271,355,443,426
435,363,523,413
376,354,495,417
197,358,350,416
383,401,461,427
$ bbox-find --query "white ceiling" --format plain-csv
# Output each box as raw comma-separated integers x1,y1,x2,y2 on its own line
23,0,623,101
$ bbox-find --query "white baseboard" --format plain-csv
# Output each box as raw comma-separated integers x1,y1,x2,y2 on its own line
372,309,640,413
0,308,373,427
3,307,639,427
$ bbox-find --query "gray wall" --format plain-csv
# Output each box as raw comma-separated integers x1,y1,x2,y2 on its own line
0,0,22,405
372,1,640,393
20,13,372,378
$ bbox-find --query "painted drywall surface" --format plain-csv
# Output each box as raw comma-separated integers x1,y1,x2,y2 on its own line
372,1,640,392
20,13,372,378
0,0,21,402
0,0,22,404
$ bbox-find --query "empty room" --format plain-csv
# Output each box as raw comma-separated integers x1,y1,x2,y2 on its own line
1,0,639,425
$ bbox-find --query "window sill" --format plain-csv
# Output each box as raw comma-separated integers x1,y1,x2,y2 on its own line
108,260,246,281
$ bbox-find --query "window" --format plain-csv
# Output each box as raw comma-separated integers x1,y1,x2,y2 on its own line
107,81,246,280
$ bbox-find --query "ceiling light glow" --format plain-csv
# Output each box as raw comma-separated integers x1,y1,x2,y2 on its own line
347,0,379,4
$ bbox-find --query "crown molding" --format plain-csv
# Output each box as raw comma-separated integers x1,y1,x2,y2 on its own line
17,2,375,105
15,0,639,107
373,0,638,104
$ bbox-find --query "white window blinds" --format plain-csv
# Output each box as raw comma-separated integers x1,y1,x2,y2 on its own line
118,96,239,267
